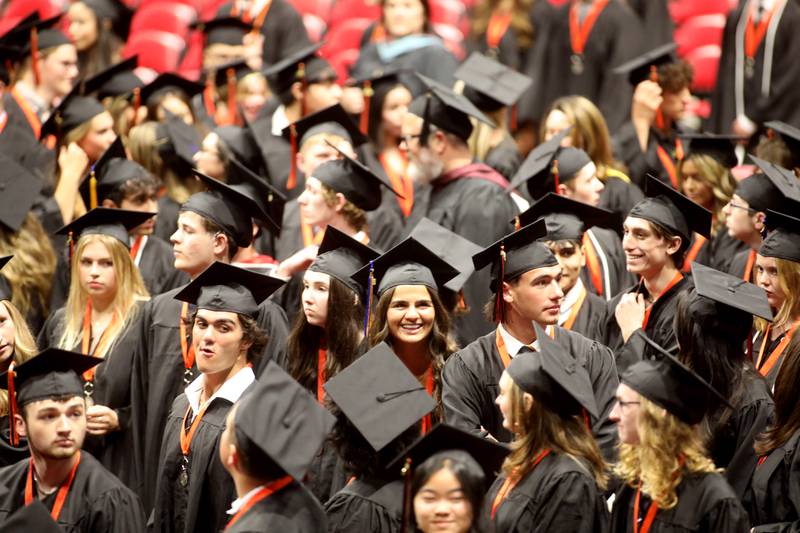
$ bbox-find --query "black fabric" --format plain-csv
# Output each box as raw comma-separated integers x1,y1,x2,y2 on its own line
224,480,327,532
565,289,610,343
598,174,645,224
324,476,404,533
744,428,800,531
613,121,683,188
579,227,635,301
484,136,523,182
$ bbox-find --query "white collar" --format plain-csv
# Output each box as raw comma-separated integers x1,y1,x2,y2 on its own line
559,278,585,326
185,366,255,417
227,484,265,516
497,323,544,358
271,104,290,137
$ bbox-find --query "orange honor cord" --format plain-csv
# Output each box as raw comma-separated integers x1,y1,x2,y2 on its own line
360,80,373,135
379,151,413,217
681,234,707,272
203,77,217,123
316,348,327,404
633,482,659,533
287,123,298,190
581,233,604,296
486,10,512,52
224,475,292,530
250,0,274,34
132,87,141,121
568,0,609,74
25,452,81,521
562,284,587,331
420,368,434,435
7,362,17,445
744,1,780,78
226,67,238,126
641,272,683,330
491,450,550,519
179,302,196,384
11,86,42,139
756,320,800,377
743,249,757,281
129,235,144,263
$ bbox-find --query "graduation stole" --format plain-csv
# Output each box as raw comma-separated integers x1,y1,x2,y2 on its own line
561,283,587,331
641,272,683,330
568,0,609,74
224,476,293,530
654,138,684,189
755,319,800,377
486,9,513,52
25,452,81,521
743,249,757,281
317,347,326,404
420,367,435,435
10,86,42,139
129,235,146,267
581,233,604,296
681,233,708,272
490,450,550,519
744,0,783,74
179,302,197,384
494,327,555,368
379,150,414,218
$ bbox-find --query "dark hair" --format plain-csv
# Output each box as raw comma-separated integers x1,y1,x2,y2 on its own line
76,15,124,78
647,220,689,269
410,450,486,533
145,89,197,125
193,214,240,261
287,276,365,393
191,311,267,365
482,275,523,323
380,0,433,34
105,173,159,207
755,333,800,455
658,61,694,94
367,80,406,148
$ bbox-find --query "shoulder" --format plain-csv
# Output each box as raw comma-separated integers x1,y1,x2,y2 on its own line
77,453,140,500
554,327,611,356
448,332,497,367
680,471,740,507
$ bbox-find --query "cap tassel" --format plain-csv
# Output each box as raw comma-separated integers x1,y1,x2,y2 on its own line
30,27,40,87
296,62,307,117
360,81,373,135
400,457,413,533
457,290,467,311
287,124,298,190
67,230,75,265
582,408,591,432
131,87,141,126
226,67,238,126
493,244,506,323
552,159,560,193
675,138,685,161
363,260,375,336
89,166,98,209
203,77,217,123
513,215,521,231
510,104,518,132
7,362,17,446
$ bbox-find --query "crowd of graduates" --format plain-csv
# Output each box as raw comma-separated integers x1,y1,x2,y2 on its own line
1,0,800,531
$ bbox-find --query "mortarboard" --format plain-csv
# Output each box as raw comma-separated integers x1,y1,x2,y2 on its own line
233,361,335,481
156,113,202,174
140,72,204,106
215,125,266,173
613,42,678,86
2,500,64,532
517,192,618,242
0,154,44,232
679,133,740,169
40,84,106,140
281,104,368,148
82,0,133,40
351,66,406,133
760,209,800,264
621,331,732,425
628,174,712,241
192,16,252,46
263,43,338,97
308,226,380,296
174,261,284,317
78,136,152,209
506,128,573,198
455,52,533,111
324,342,436,452
226,156,285,236
409,218,483,293
209,59,256,89
764,120,800,167
56,207,155,248
82,56,143,101
408,73,493,142
747,155,800,208
689,261,772,328
1,14,71,55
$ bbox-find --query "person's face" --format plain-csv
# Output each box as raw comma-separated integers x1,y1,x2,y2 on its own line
68,2,98,51
203,43,246,70
194,132,226,180
543,109,573,146
119,194,158,236
561,162,603,206
504,265,563,325
158,94,194,125
660,87,691,122
297,177,338,227
413,467,474,533
304,81,342,115
384,0,426,38
546,240,585,293
302,270,330,327
193,309,249,376
755,254,786,310
78,240,117,303
40,44,79,98
77,112,116,163
609,383,641,445
723,194,760,241
496,371,517,431
382,86,412,140
18,396,87,460
679,160,714,209
0,303,16,366
298,139,355,177
171,211,218,277
239,75,268,123
387,284,435,347
402,113,442,185
622,217,679,277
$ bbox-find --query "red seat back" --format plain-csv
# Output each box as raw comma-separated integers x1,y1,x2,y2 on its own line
289,0,333,21
130,3,198,38
123,30,186,73
684,44,721,94
321,17,374,58
328,0,381,29
303,13,327,43
675,14,726,56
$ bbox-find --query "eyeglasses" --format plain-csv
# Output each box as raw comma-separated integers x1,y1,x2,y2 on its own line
727,201,756,214
616,400,640,410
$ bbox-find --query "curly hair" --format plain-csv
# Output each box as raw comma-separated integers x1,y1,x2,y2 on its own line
657,61,694,94
645,219,690,271
678,154,736,233
614,397,718,510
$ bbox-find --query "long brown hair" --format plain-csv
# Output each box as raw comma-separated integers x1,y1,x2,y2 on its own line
0,301,38,416
677,154,736,233
755,333,800,455
471,0,535,50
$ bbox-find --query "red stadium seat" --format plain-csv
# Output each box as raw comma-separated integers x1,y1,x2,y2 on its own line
130,3,198,38
123,30,186,73
289,0,333,21
675,14,726,56
432,23,465,60
430,0,466,27
303,13,327,43
328,0,381,29
320,18,374,59
327,48,360,83
177,30,205,75
3,0,64,21
137,0,199,9
669,0,733,26
684,44,721,94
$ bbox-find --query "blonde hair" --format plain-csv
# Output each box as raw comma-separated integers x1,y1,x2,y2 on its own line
58,234,148,357
678,154,736,233
614,397,718,510
0,300,38,416
129,121,199,204
468,107,510,162
769,259,800,331
320,183,367,232
0,213,56,318
300,132,349,157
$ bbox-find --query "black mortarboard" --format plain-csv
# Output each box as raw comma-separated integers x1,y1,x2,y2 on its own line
2,14,70,54
0,154,43,232
183,170,262,247
82,56,143,100
351,66,405,88
174,261,284,317
324,342,436,452
312,142,401,211
679,133,740,169
628,174,712,241
0,256,11,274
351,237,460,297
281,104,368,148
234,361,335,481
621,331,732,425
386,423,509,482
765,120,800,167
78,136,152,208
308,226,379,295
2,500,64,532
760,209,800,264
192,16,252,46
40,84,106,140
690,261,773,322
455,52,533,111
408,74,493,142
517,193,617,242
506,128,573,197
140,72,204,106
0,348,102,406
747,155,800,207
82,0,133,40
56,207,155,247
613,42,678,86
209,59,255,89
409,218,483,293
215,125,265,173
262,43,338,96
734,173,783,213
227,156,285,235
156,113,202,173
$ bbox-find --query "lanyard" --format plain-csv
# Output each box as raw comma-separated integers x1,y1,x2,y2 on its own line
568,0,609,56
25,452,81,522
655,138,683,189
180,403,209,458
80,302,118,389
486,10,513,51
179,302,196,383
681,234,707,272
562,284,587,331
641,272,683,330
745,1,780,60
224,476,293,530
494,327,555,368
301,220,325,248
582,233,604,296
380,151,413,218
756,320,800,376
249,0,273,33
317,348,326,404
129,235,145,266
633,483,659,533
490,450,550,519
743,249,757,281
421,367,435,435
10,86,42,139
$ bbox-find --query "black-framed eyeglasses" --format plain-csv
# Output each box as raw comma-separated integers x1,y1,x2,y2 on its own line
727,201,756,214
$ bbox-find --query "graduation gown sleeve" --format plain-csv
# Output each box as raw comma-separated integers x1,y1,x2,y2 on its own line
226,482,327,533
598,173,644,225
258,0,312,66
253,298,290,376
745,430,800,532
324,477,403,533
568,290,610,344
484,137,523,182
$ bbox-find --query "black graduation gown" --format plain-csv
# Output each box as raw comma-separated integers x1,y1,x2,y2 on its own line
626,0,674,52
598,173,645,225
694,227,748,275
0,415,28,468
580,227,635,301
151,392,239,533
225,481,327,533
0,452,146,533
566,288,610,343
727,248,755,280
441,327,619,457
613,122,682,189
603,275,692,374
324,476,403,533
542,0,645,133
249,103,296,197
753,331,788,390
610,473,751,532
154,196,181,244
744,429,800,531
709,0,800,133
480,453,610,533
484,136,523,182
122,286,289,511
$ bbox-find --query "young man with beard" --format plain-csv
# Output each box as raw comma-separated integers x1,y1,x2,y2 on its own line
442,219,619,459
400,75,519,345
0,349,145,532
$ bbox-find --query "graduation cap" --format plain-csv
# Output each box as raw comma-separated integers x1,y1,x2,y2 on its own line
746,155,800,209
2,500,64,533
56,207,156,248
216,124,266,173
308,226,380,296
679,133,740,169
281,104,368,148
82,56,144,101
209,59,256,89
156,113,202,173
351,66,406,133
82,0,133,40
174,261,284,317
621,331,732,425
689,261,772,330
192,16,252,46
39,83,106,140
455,52,533,111
760,209,800,264
233,361,335,481
764,120,800,167
262,43,338,97
508,322,599,419
628,174,712,241
2,13,71,55
324,342,436,452
78,136,152,209
517,193,618,242
140,72,204,106
226,156,285,236
613,42,678,86
506,128,573,198
312,141,402,212
409,217,483,293
408,73,493,143
0,154,44,232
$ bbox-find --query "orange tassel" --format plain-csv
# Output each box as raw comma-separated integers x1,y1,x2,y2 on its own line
582,408,591,432
203,77,217,123
364,260,375,336
226,67,238,126
457,291,467,311
552,159,560,193
131,87,141,123
360,80,373,135
287,124,298,190
30,28,40,87
7,362,17,446
675,138,685,162
494,244,506,323
68,231,75,265
513,216,521,231
89,167,98,209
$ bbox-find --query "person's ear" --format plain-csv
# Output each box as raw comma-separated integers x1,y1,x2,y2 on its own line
501,280,514,304
101,198,118,209
289,81,304,104
578,245,587,268
14,413,27,438
333,192,347,213
753,211,767,231
665,235,682,256
522,393,534,414
212,231,230,258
